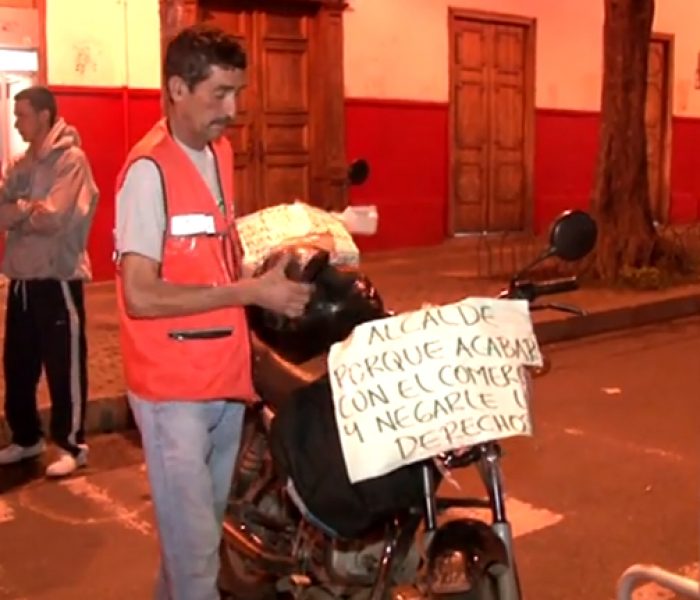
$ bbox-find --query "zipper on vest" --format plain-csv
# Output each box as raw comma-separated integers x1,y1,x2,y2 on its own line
168,326,234,341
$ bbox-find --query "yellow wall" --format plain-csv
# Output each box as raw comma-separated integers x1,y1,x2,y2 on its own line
43,0,700,116
46,0,160,88
344,0,700,116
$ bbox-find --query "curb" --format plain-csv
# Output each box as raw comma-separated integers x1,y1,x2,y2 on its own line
534,293,700,344
0,393,131,447
1,294,698,445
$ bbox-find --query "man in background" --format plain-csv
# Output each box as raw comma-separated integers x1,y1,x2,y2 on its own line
0,86,99,478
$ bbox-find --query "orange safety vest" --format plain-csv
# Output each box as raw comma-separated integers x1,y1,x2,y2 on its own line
115,119,254,402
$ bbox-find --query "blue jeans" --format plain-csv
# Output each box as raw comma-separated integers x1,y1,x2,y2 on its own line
128,393,246,600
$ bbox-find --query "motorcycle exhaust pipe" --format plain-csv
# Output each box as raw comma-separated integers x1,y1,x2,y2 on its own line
221,518,296,574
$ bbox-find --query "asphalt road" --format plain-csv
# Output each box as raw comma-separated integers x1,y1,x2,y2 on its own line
0,317,699,600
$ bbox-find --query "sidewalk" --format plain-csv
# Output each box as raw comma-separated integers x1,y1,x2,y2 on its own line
1,239,699,446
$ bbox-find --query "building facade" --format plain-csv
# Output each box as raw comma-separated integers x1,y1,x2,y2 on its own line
2,0,699,279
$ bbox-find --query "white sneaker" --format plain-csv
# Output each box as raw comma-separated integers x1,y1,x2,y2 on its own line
0,440,46,465
45,446,88,478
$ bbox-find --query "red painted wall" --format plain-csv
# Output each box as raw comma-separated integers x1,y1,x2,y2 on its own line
346,100,700,244
52,87,161,281
670,116,700,223
49,89,700,280
345,99,448,252
533,109,600,231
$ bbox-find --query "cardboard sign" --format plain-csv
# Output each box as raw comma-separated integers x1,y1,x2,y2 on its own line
327,298,543,483
235,202,360,272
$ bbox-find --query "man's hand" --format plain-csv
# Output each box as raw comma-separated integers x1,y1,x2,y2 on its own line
15,199,34,214
240,262,256,279
249,254,313,318
119,252,312,319
25,201,49,215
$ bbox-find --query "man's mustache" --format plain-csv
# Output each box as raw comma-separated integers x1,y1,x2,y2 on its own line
210,118,233,127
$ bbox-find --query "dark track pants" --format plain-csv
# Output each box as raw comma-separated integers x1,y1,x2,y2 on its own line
3,279,88,455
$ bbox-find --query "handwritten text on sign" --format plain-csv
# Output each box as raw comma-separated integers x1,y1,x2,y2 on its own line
327,298,543,483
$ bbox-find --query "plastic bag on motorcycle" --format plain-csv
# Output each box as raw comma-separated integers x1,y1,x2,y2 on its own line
248,246,431,539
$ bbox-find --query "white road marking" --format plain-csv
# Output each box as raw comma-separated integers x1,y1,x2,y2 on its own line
443,496,564,538
602,387,623,395
60,476,153,536
631,562,698,599
563,428,684,462
0,564,28,599
0,499,14,524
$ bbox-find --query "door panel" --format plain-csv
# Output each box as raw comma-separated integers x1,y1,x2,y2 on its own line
453,23,490,231
200,2,315,214
490,25,526,231
199,5,258,215
450,13,533,234
257,10,312,207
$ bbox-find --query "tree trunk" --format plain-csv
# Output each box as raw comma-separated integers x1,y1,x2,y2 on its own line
592,0,656,282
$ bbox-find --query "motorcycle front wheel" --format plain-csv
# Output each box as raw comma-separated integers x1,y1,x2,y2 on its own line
433,575,498,599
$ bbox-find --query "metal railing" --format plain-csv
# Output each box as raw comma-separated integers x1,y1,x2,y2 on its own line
473,223,700,281
616,564,700,600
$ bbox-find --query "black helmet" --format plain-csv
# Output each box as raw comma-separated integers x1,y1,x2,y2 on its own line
246,245,386,364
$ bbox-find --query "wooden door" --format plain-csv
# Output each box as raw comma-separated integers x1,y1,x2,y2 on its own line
645,36,672,224
199,0,344,216
199,6,258,215
449,10,534,234
256,7,312,209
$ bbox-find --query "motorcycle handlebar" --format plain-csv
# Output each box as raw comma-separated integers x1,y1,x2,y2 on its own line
502,276,579,302
531,276,579,298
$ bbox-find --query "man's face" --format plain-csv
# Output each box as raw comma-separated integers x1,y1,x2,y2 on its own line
14,99,45,144
170,65,246,144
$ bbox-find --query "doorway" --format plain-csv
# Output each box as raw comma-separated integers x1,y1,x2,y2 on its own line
645,34,673,224
448,9,536,234
0,70,36,172
199,0,347,216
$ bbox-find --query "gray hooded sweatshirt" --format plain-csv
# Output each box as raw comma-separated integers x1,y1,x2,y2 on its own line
0,118,99,280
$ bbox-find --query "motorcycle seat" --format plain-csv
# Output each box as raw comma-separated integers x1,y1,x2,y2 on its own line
251,336,327,410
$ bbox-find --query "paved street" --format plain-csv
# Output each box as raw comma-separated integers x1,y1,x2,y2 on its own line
0,317,699,599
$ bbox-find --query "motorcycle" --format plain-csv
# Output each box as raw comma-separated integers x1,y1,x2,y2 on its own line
218,207,598,600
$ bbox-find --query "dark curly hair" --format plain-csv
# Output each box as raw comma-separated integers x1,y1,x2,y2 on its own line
164,24,247,91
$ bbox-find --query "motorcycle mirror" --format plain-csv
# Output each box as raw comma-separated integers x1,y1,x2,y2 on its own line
547,210,598,262
347,159,369,186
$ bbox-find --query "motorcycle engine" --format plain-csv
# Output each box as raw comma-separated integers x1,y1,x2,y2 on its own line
326,538,386,582
317,534,422,591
